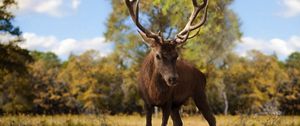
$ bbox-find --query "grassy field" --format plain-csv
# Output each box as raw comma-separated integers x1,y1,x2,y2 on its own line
0,114,299,126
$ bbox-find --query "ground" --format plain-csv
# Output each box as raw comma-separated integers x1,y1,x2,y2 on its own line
0,114,299,126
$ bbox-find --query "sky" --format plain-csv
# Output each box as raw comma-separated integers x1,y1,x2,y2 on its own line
232,0,300,60
9,0,300,60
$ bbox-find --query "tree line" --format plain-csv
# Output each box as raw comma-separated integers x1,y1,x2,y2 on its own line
1,0,300,115
1,48,300,115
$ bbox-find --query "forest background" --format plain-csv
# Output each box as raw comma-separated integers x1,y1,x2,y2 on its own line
0,0,300,116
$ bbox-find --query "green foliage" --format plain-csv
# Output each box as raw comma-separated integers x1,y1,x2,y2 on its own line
286,52,300,69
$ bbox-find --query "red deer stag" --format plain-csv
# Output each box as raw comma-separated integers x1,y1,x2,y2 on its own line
124,0,216,126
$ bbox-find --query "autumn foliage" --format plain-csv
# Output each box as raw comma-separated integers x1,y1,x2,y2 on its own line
0,0,299,115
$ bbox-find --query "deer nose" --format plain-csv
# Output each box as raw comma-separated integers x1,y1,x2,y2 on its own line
168,77,177,86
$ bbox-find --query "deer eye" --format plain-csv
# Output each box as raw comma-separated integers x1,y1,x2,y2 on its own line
173,56,178,61
171,56,178,63
173,54,178,60
156,54,161,60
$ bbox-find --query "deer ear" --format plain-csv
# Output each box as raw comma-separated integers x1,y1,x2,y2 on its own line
138,31,158,47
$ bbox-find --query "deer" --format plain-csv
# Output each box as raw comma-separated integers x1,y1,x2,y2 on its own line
124,0,216,126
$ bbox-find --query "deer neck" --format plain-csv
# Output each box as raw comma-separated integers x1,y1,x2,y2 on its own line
150,69,168,93
141,52,172,105
147,52,170,94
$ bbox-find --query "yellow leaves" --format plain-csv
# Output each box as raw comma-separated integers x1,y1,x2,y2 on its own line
49,94,60,101
229,62,244,76
53,51,125,113
222,52,293,113
286,95,297,100
215,25,222,33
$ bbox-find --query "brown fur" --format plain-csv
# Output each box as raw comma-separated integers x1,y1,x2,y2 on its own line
138,44,216,126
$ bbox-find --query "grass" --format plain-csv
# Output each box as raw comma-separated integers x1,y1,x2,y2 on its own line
0,114,299,126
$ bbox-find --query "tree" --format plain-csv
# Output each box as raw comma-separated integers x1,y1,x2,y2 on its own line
222,51,288,114
0,0,33,114
0,0,32,73
286,52,300,69
0,70,34,113
278,52,300,114
57,51,101,113
93,52,125,114
29,51,73,114
57,50,125,114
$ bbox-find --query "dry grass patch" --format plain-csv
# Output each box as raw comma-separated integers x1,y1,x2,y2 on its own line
0,114,299,126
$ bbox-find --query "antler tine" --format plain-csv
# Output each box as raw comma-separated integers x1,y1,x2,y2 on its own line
124,0,158,39
186,0,208,32
175,0,209,44
174,29,191,44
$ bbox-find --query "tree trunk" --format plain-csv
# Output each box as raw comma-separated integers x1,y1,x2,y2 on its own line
222,91,228,115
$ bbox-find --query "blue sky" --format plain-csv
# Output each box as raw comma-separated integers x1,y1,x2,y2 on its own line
10,0,300,60
232,0,300,60
232,0,300,40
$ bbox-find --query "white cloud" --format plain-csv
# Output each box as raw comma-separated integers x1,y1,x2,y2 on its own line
15,0,81,17
235,36,300,60
0,32,18,43
34,0,63,16
290,36,300,48
71,0,80,9
19,32,114,60
278,0,300,17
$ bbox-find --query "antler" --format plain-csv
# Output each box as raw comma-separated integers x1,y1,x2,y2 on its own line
124,0,209,45
124,0,159,40
174,0,209,44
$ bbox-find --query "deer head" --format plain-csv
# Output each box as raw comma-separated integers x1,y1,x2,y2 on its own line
125,0,209,86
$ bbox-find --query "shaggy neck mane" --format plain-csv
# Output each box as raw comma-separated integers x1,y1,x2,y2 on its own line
142,51,156,82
